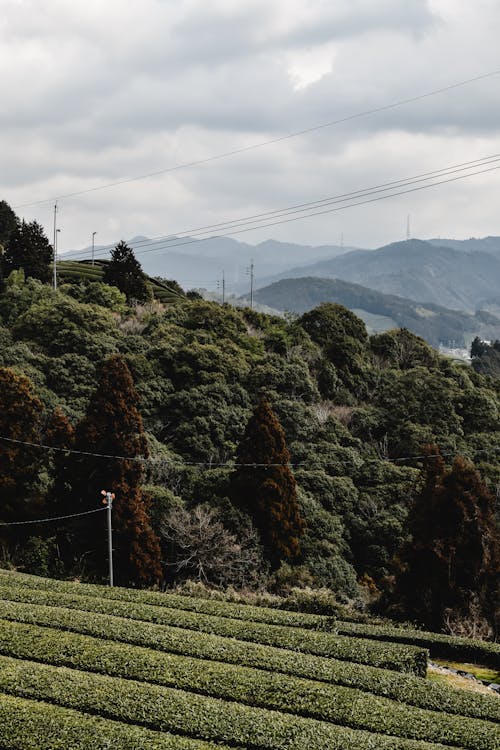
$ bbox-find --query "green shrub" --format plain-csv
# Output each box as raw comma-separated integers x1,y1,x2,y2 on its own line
0,656,468,750
0,582,426,675
0,618,498,748
0,692,232,750
1,599,498,725
324,617,500,668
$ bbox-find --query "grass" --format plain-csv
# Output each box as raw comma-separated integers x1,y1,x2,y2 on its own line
433,659,500,684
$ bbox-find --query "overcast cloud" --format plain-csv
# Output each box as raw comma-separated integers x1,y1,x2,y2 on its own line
1,0,499,267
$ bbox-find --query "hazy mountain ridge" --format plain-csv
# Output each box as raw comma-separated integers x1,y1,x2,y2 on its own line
64,236,355,292
253,276,500,347
255,239,500,312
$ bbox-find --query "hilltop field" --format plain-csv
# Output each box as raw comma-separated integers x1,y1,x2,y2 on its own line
0,569,499,749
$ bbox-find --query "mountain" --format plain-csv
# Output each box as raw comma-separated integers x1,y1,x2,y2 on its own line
252,276,500,347
63,236,355,292
427,236,500,255
255,239,500,312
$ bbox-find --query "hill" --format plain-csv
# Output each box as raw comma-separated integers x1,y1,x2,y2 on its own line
252,276,500,347
0,570,499,749
64,237,354,292
427,236,500,255
56,259,185,304
256,239,500,312
1,267,500,651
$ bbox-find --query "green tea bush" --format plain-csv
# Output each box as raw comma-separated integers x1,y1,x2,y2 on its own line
325,618,500,668
0,582,426,674
0,618,498,748
1,601,498,724
0,656,468,750
0,692,232,750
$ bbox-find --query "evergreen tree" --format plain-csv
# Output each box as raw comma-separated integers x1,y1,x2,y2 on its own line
103,240,149,303
3,219,53,283
391,446,500,633
74,355,161,586
0,200,17,248
0,367,44,522
0,201,18,286
231,397,305,567
43,407,76,568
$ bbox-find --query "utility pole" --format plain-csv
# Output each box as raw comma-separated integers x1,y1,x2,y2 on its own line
406,214,411,241
91,231,97,266
101,490,115,587
246,259,254,309
52,203,58,290
216,270,226,304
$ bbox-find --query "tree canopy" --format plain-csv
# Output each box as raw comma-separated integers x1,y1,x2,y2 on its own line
103,241,149,303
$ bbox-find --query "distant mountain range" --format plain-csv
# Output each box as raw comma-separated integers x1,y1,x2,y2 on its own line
251,276,500,347
64,233,500,345
255,239,500,312
64,236,352,292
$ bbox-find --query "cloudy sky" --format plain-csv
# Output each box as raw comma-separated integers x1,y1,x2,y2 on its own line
1,0,500,260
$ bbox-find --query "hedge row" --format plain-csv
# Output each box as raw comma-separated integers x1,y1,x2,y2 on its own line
0,655,470,750
324,618,500,668
0,570,326,629
0,692,237,750
1,600,498,726
0,583,426,675
6,570,499,667
1,617,498,749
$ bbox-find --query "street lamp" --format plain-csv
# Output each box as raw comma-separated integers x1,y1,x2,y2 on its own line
91,231,97,266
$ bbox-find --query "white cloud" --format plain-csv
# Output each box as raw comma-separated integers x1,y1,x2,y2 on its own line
1,0,499,254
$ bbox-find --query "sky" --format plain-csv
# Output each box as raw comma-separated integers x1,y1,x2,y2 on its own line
1,0,500,260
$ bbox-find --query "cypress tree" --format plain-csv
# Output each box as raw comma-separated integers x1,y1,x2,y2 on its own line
392,445,500,633
0,367,44,523
43,408,76,568
231,398,305,568
75,355,161,586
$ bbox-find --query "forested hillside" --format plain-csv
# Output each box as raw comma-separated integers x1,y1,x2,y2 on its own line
1,254,500,634
252,276,499,346
0,199,499,635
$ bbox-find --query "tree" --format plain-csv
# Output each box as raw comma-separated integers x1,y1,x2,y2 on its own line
230,397,305,567
3,219,53,283
391,446,500,634
75,355,162,586
0,367,44,522
103,241,149,303
0,201,18,286
0,200,17,248
160,504,266,588
42,407,76,569
299,303,369,398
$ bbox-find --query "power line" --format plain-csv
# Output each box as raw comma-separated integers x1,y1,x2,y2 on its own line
0,507,106,527
0,434,478,469
77,153,500,259
13,67,500,210
81,156,500,263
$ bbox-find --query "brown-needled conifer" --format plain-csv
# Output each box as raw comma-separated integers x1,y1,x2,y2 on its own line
231,397,305,568
75,355,161,586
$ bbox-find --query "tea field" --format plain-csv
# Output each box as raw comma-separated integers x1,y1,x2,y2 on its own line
0,570,498,749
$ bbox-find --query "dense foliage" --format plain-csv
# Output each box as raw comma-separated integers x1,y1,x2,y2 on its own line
0,199,499,635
